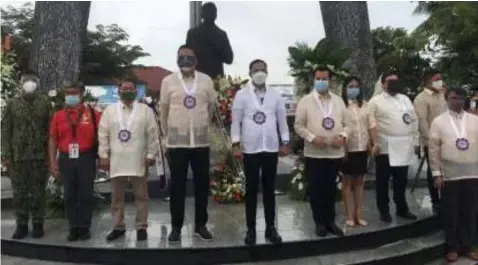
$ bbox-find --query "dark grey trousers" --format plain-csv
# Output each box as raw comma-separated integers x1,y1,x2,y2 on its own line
441,178,478,253
59,150,96,228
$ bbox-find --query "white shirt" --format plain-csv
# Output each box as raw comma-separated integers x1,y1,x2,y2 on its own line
368,92,419,155
231,83,289,154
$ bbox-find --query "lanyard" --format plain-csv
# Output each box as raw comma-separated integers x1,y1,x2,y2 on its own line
447,111,467,139
65,106,84,140
313,92,332,118
248,83,266,111
116,102,138,132
390,95,407,113
178,72,198,96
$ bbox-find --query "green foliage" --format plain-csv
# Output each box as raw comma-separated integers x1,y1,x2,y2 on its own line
1,52,20,101
287,38,351,97
1,3,149,83
413,2,478,87
371,26,431,95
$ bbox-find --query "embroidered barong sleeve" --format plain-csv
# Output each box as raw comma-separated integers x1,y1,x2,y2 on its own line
230,92,244,143
428,119,442,177
367,108,378,145
98,107,111,159
414,96,429,146
207,78,217,121
294,98,315,143
159,78,170,138
146,108,160,160
407,97,420,147
276,96,290,142
339,99,349,138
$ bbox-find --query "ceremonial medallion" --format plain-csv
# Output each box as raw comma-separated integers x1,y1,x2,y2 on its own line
322,117,335,130
183,95,196,109
118,129,132,143
455,138,469,151
253,111,267,125
402,113,412,125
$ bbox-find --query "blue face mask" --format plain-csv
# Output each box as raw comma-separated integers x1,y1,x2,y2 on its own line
65,95,80,106
347,87,360,99
314,80,329,93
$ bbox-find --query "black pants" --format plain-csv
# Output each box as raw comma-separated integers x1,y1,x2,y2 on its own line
375,155,409,215
442,179,478,253
424,147,440,205
169,147,210,229
59,150,96,228
305,158,341,225
243,152,279,230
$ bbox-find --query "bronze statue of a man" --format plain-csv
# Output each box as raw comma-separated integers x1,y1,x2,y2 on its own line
186,2,234,80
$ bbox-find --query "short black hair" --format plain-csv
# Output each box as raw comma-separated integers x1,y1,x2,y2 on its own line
312,65,333,79
119,78,137,88
422,69,440,85
445,86,467,100
62,81,85,92
341,75,363,107
249,59,267,71
177,44,195,55
381,70,399,84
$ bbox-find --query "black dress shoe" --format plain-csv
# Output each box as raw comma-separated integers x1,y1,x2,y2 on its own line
316,225,328,237
168,229,181,245
78,228,91,240
380,213,393,223
194,226,213,241
265,227,282,244
244,230,256,245
136,229,147,241
67,228,79,242
397,212,417,220
12,224,28,240
106,229,125,241
326,223,344,236
31,223,44,238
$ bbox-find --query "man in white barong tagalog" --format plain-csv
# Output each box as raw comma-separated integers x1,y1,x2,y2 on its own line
368,71,418,223
159,44,217,244
98,79,159,242
294,65,348,237
231,59,290,245
428,86,478,263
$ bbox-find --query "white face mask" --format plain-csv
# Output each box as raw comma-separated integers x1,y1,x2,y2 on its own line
470,100,477,110
252,71,267,85
22,81,37,93
432,80,443,90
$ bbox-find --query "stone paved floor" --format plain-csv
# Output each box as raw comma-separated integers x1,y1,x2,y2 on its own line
2,255,477,265
2,189,433,249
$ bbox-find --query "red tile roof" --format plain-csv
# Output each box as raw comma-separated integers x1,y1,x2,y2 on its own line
133,66,173,93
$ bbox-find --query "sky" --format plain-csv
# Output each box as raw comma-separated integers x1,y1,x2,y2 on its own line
3,1,427,84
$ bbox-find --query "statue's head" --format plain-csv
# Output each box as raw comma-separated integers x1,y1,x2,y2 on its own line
201,2,217,24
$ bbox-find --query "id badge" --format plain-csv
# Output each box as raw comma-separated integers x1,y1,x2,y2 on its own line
69,143,80,159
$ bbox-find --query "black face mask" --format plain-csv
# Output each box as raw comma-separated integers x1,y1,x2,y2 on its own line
387,80,404,94
177,55,196,68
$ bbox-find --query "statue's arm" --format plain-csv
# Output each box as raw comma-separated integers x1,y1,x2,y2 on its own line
219,31,234,64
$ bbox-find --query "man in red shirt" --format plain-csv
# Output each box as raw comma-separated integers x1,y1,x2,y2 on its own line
48,82,101,241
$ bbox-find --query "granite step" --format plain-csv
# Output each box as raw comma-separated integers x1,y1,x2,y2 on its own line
226,232,444,265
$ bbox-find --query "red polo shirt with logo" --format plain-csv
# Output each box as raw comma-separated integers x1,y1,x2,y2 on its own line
49,105,101,153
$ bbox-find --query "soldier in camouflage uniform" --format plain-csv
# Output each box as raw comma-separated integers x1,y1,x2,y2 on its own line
1,72,51,239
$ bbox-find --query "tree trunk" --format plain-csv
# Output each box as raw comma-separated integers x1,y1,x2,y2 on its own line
29,1,91,91
320,1,377,99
